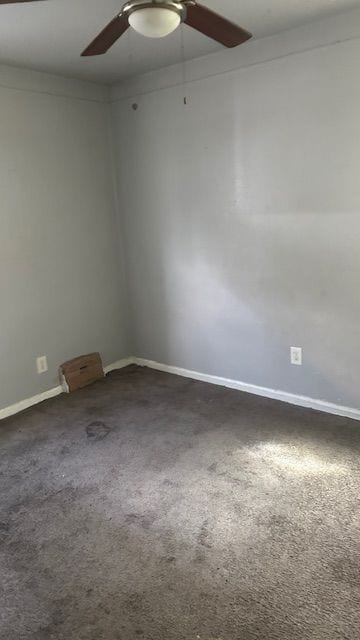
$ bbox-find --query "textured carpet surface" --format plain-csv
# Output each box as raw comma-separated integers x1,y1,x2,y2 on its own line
1,365,360,640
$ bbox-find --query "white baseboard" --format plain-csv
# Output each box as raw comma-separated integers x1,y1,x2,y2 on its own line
134,357,360,422
0,357,134,421
2,355,359,422
104,357,135,374
0,385,63,421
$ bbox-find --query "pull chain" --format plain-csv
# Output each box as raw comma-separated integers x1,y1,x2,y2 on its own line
180,25,187,106
128,29,139,111
128,28,134,78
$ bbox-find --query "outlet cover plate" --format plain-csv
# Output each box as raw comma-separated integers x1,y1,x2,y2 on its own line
36,356,48,374
291,347,302,366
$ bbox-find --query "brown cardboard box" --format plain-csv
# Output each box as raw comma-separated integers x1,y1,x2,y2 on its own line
60,352,104,392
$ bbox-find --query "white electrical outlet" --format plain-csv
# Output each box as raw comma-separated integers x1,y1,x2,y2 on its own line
36,355,48,374
290,347,302,366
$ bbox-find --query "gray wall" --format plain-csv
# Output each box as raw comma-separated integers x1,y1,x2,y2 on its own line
2,10,360,413
0,69,129,409
112,11,360,409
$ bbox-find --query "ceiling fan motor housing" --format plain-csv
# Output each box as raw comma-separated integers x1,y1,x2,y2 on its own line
121,0,190,23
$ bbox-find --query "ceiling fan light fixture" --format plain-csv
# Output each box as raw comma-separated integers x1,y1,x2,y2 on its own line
81,0,252,57
129,6,181,38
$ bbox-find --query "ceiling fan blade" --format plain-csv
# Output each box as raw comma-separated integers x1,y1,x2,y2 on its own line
185,2,252,48
0,0,44,3
81,14,129,57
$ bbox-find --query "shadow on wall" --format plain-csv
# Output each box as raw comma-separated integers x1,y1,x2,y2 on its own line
119,51,360,409
160,208,360,407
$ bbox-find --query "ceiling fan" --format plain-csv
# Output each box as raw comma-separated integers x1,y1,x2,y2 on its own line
0,0,252,57
80,1,252,57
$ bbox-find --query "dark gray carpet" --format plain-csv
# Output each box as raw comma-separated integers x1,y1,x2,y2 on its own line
1,365,360,640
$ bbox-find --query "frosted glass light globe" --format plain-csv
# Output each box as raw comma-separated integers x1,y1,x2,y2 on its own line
129,7,181,38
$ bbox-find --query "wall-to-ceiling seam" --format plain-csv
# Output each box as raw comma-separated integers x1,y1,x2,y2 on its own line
110,33,360,103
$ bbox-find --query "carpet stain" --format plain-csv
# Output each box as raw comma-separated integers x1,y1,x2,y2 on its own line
124,512,157,530
60,445,70,455
165,556,176,563
198,519,212,549
125,592,143,613
162,479,180,488
330,557,360,585
86,421,111,441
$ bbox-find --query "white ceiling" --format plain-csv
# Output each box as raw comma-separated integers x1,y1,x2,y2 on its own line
0,0,358,84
